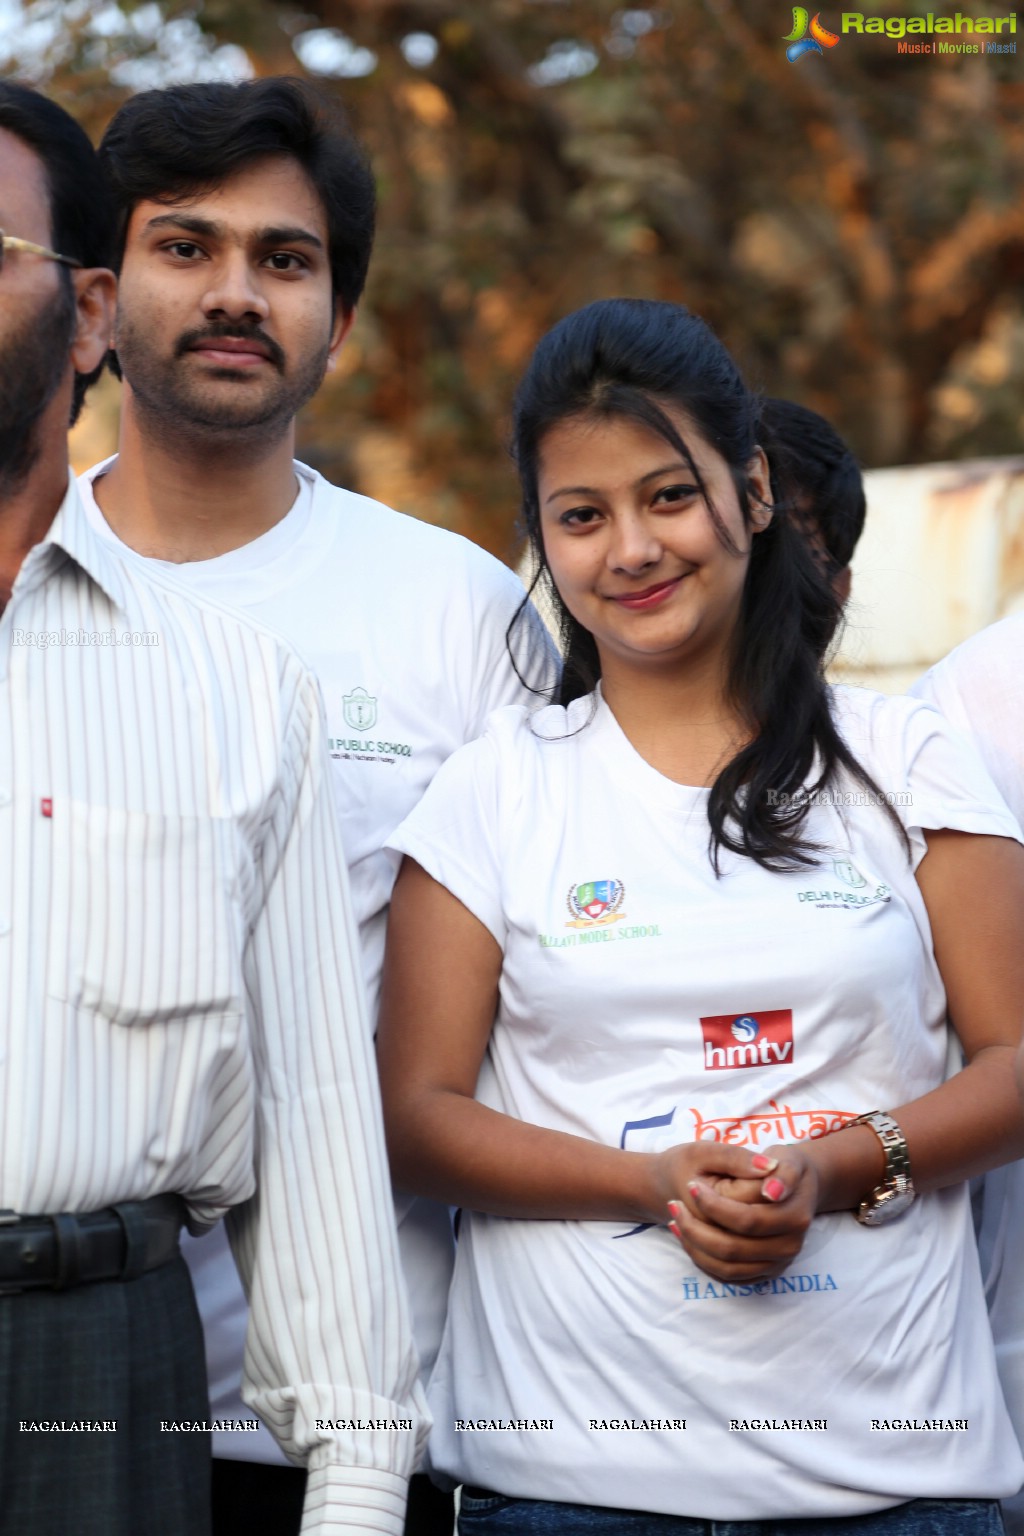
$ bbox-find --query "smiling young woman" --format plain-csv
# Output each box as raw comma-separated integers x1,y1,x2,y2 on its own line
377,299,1024,1536
535,404,772,788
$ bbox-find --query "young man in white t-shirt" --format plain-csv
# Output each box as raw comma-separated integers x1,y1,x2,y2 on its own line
85,77,554,1536
758,396,867,609
912,618,1024,1536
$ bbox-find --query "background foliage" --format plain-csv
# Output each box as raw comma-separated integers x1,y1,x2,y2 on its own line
5,0,1023,557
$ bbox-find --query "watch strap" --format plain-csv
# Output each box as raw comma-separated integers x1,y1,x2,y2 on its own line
845,1110,915,1223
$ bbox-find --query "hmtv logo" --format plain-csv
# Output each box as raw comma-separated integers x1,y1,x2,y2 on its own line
700,1010,794,1071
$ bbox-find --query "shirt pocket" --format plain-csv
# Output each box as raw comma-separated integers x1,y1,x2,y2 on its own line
48,801,245,1025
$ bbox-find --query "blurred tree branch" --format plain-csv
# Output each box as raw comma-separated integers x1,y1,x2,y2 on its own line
17,0,1023,552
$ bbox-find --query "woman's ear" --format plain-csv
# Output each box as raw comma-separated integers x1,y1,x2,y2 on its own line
747,445,773,531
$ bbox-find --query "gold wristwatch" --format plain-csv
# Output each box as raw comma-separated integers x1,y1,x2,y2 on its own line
844,1111,915,1225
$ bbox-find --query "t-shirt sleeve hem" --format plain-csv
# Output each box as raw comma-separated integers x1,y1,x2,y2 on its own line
905,804,1023,869
387,828,506,948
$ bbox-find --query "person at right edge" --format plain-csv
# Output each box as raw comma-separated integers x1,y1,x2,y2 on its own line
377,298,1024,1534
913,614,1024,1534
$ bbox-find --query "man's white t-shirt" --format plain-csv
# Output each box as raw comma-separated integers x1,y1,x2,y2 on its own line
79,457,556,1465
387,685,1024,1519
912,613,1024,1535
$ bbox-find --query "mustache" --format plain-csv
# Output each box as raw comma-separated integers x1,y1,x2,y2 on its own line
174,323,286,372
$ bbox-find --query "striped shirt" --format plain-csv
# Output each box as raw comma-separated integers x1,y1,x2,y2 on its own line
0,479,427,1533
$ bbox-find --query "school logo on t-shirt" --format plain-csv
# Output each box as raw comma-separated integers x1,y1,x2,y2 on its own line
565,879,626,928
833,858,867,888
342,686,377,731
700,1010,794,1071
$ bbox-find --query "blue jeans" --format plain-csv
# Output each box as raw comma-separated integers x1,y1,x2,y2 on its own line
458,1491,1005,1536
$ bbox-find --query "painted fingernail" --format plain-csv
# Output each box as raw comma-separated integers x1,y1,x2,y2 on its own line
751,1155,778,1172
667,1220,682,1242
667,1200,683,1222
687,1181,702,1201
763,1178,786,1202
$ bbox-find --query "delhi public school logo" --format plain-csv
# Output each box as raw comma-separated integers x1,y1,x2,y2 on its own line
833,857,867,888
342,686,377,732
784,7,841,60
565,879,626,929
700,1010,795,1071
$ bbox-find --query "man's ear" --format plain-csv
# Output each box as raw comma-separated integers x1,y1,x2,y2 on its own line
832,564,852,608
326,301,357,372
70,267,117,378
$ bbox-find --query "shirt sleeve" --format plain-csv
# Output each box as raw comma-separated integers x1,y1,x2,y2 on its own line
870,693,1024,869
386,714,511,947
908,658,974,732
226,662,428,1536
462,552,561,736
911,641,1024,830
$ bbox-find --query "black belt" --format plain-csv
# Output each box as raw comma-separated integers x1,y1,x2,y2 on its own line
0,1194,185,1294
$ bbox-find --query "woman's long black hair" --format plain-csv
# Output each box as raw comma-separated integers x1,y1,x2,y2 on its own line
508,298,903,873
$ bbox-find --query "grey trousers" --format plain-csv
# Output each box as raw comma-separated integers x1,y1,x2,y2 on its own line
0,1253,211,1535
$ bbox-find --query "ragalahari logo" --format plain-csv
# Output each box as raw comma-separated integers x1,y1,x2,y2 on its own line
784,7,841,60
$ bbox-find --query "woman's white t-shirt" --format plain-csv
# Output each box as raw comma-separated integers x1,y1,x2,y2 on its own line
387,685,1024,1520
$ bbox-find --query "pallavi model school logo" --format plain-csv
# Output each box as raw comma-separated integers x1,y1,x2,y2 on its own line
784,7,841,60
538,880,659,949
566,879,626,928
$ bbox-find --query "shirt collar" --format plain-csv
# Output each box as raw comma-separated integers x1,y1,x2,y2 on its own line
35,472,132,614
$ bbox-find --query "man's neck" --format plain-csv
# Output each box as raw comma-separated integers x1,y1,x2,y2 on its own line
0,439,68,616
94,402,300,563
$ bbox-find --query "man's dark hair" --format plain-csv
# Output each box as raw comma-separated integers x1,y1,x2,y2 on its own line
0,81,116,421
759,398,867,573
98,77,376,314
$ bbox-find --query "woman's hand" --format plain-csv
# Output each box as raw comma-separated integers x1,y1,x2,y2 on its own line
656,1141,822,1282
650,1141,776,1213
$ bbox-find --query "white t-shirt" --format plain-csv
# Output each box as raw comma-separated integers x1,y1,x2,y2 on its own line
911,614,1024,1535
79,457,557,1465
387,684,1024,1519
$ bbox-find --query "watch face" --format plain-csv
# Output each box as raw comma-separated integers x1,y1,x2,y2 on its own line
858,1187,915,1226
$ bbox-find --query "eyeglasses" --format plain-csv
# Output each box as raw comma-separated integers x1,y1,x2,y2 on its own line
0,230,82,273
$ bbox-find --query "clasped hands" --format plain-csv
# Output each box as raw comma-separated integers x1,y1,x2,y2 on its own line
650,1142,821,1283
